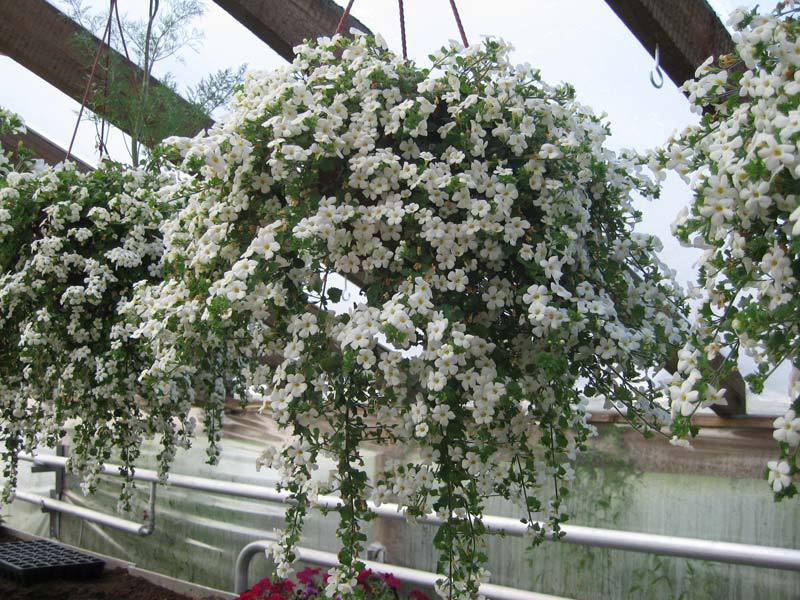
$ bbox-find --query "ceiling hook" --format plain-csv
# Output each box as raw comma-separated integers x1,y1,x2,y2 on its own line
650,43,664,89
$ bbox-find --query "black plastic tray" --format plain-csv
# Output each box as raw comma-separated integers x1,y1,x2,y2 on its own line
0,540,105,585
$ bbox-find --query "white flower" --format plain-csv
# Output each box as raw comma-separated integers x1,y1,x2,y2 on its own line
669,436,693,449
773,410,800,446
767,460,792,492
540,256,563,282
670,379,699,417
538,143,562,159
285,373,308,398
431,403,455,426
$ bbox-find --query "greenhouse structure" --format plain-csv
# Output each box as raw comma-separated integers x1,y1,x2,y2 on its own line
0,1,799,599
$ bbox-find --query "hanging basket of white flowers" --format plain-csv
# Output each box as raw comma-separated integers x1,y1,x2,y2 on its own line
0,159,181,504
658,5,800,500
124,32,687,597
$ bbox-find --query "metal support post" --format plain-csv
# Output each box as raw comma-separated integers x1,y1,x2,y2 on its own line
30,445,66,539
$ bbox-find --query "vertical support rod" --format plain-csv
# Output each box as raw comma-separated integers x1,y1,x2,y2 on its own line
139,481,157,536
369,449,404,563
50,445,66,539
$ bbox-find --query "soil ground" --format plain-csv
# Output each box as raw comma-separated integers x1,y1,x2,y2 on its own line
0,529,225,600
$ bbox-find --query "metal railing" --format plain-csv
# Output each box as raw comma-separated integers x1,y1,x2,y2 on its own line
17,452,800,571
14,451,800,600
14,488,155,536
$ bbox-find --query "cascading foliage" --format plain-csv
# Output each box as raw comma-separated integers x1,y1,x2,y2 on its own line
0,155,184,504
122,34,685,597
657,5,800,499
0,109,36,178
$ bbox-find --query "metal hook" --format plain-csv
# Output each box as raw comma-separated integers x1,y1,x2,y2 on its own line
650,44,664,89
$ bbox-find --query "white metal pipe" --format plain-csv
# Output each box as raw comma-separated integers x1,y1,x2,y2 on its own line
21,453,293,503
14,490,152,536
20,453,800,571
233,541,568,599
565,522,800,570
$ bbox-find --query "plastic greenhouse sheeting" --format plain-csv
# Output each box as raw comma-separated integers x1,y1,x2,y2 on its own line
4,409,800,600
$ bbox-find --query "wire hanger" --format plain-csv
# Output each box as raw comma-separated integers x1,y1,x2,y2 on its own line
650,43,664,89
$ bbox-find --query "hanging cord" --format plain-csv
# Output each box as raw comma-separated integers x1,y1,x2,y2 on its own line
334,0,356,35
114,0,130,61
98,47,110,158
398,0,408,60
98,0,132,159
99,0,130,158
66,0,116,161
448,0,469,47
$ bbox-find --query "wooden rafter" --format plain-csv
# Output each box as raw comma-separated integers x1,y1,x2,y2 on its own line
213,0,371,61
664,352,747,417
0,0,210,142
604,0,735,87
1,127,92,173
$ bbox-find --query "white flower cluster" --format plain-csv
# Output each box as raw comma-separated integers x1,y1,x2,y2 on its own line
0,109,29,178
0,161,178,501
126,35,683,597
658,6,800,498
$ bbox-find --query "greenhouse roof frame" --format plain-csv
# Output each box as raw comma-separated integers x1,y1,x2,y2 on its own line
604,0,734,87
0,0,732,163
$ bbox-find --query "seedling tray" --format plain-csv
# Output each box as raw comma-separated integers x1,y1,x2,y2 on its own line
0,540,104,585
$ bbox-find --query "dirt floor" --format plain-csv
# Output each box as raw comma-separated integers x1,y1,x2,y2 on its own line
0,529,224,600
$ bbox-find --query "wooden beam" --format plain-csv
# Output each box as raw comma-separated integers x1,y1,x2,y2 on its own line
663,350,747,417
213,0,371,62
604,0,734,87
1,127,92,173
588,410,775,430
591,422,776,479
0,0,210,143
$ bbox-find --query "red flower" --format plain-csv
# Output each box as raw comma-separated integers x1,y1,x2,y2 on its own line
298,566,322,585
357,568,375,585
378,572,401,590
238,576,295,600
410,591,431,600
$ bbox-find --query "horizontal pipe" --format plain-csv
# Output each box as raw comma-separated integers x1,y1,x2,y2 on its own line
20,453,800,570
478,515,800,571
21,453,292,503
14,490,152,536
234,542,568,599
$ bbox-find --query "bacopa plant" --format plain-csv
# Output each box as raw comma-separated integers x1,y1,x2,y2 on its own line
126,33,685,597
0,109,33,177
657,4,800,498
0,159,182,504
